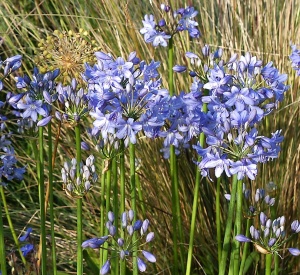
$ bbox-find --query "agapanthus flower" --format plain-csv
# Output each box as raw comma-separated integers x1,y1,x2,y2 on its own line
55,78,90,125
85,51,171,148
225,184,275,217
9,67,60,127
140,5,200,47
1,55,22,77
236,212,300,257
61,155,97,198
290,44,300,76
19,227,35,257
180,45,288,180
82,210,156,273
0,55,26,185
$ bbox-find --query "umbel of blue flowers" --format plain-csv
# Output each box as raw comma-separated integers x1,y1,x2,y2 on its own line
0,55,26,185
9,67,60,127
236,212,300,257
140,4,200,47
55,78,90,126
82,210,156,274
289,44,300,76
225,184,275,218
61,155,97,198
174,45,289,180
84,51,171,147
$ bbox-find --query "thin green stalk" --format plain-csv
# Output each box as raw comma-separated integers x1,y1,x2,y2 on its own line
135,174,145,216
265,254,272,275
170,146,179,274
168,35,184,273
38,124,47,275
129,142,137,275
219,174,238,275
119,144,126,275
75,125,83,275
112,157,119,274
100,160,106,267
103,160,112,265
0,186,26,265
216,177,222,266
48,123,57,275
274,253,279,275
239,218,251,275
185,155,201,275
0,193,7,275
186,98,208,274
231,179,243,274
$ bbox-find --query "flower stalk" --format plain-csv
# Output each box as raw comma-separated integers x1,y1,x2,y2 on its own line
75,124,83,275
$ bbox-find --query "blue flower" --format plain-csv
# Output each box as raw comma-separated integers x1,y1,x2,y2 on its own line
19,227,32,242
100,260,111,274
61,155,97,198
81,237,109,249
229,159,257,180
236,212,300,257
290,44,300,75
176,7,200,38
116,118,142,146
20,244,34,257
82,210,156,273
140,14,157,41
16,95,47,122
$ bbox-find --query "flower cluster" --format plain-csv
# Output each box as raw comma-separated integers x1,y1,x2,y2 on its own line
61,155,97,198
289,44,300,76
55,78,90,126
82,210,156,274
174,45,288,180
9,67,60,127
140,4,200,47
0,55,26,185
235,212,300,257
85,51,171,147
225,184,275,217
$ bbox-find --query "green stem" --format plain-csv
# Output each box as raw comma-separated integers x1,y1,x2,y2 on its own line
239,218,251,275
170,145,179,274
186,98,208,274
265,254,272,275
100,160,106,268
274,253,279,275
231,180,243,274
129,143,138,275
216,177,222,266
48,123,57,275
0,192,7,275
112,157,119,274
0,186,26,265
38,124,47,275
119,144,126,275
219,174,238,275
103,160,112,264
75,125,83,275
185,156,201,275
168,35,184,273
136,174,145,216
